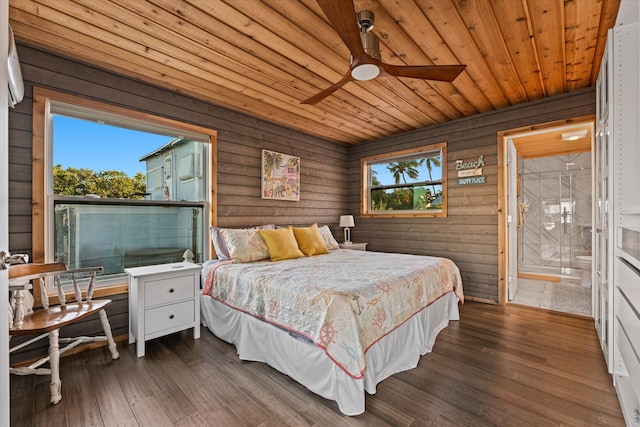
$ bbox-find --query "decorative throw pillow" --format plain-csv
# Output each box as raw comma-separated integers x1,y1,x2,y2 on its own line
210,227,231,260
249,224,276,230
211,225,276,260
291,224,328,256
219,228,270,263
258,228,304,261
318,225,340,251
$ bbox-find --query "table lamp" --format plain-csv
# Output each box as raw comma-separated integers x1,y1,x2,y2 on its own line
339,215,355,244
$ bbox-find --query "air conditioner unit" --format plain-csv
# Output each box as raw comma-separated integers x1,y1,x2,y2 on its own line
7,25,24,108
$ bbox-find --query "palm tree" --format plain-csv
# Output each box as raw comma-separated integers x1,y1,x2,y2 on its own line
424,156,442,193
423,156,441,181
387,160,423,184
371,169,381,187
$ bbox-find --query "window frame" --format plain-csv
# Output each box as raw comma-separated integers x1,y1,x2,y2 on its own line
360,142,448,218
32,87,217,296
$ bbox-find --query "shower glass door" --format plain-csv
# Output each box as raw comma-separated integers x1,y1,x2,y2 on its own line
519,154,592,278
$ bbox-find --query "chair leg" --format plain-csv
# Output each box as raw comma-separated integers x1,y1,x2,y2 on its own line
99,309,119,360
48,330,62,404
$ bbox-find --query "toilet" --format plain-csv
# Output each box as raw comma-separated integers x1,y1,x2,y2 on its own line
576,255,592,288
575,225,592,288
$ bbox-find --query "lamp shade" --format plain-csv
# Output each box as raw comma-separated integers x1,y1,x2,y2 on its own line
339,215,355,228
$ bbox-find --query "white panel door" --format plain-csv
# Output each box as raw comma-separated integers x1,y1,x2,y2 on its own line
1,3,12,424
594,31,613,371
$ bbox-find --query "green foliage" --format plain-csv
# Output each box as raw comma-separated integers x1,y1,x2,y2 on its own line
53,165,147,199
414,187,428,210
387,188,414,210
371,186,442,211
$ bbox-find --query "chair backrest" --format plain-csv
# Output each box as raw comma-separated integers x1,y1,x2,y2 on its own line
9,262,68,280
9,262,103,309
9,262,68,309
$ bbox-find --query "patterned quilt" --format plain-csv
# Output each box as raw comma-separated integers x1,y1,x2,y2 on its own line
202,250,463,378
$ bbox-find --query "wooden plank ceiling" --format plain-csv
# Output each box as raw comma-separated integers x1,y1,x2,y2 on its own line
9,0,620,145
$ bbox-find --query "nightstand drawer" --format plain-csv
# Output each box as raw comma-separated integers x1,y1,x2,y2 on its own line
144,274,195,307
145,299,195,336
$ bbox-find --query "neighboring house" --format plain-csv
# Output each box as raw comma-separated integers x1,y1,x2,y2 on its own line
139,137,206,202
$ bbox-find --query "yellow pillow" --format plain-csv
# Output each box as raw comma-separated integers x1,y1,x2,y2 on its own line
291,223,329,257
258,228,304,261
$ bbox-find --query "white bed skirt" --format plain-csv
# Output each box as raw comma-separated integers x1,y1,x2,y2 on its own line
200,292,460,416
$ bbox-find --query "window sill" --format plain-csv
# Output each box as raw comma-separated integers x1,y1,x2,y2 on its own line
361,212,447,218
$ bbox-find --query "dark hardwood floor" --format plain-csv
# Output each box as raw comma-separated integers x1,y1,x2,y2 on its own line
10,302,625,426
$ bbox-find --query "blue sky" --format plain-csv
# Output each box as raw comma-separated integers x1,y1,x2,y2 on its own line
53,116,175,177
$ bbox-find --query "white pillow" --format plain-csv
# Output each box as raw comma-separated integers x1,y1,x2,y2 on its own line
210,227,231,260
318,225,340,251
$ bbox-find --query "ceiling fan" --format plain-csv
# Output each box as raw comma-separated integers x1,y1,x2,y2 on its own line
302,0,466,105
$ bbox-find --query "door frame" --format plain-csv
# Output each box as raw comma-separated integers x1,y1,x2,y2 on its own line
497,115,595,305
506,138,519,301
1,2,12,424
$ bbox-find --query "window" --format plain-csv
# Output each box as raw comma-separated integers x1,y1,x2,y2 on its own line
361,142,447,217
33,88,217,292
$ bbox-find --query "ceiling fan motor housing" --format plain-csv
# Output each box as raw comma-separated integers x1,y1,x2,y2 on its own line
360,32,380,60
356,10,380,60
356,10,375,31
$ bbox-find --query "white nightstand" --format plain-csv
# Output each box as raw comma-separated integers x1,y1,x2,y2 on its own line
126,261,202,357
339,242,368,251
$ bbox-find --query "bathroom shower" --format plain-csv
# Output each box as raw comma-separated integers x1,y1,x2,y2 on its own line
518,152,593,280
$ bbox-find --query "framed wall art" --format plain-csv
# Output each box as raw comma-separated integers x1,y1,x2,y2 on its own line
261,149,300,201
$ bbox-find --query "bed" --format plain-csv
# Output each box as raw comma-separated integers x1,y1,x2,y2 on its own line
200,225,463,415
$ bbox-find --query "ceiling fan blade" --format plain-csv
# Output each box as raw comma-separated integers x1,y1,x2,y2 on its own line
316,0,365,59
379,63,466,82
305,1,466,104
301,70,354,105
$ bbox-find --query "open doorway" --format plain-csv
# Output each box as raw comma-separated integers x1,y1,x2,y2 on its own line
499,117,595,316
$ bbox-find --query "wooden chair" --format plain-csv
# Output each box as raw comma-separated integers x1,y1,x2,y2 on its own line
8,262,120,404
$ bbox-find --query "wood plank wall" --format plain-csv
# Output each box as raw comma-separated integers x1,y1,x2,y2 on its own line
348,88,596,302
7,44,348,361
